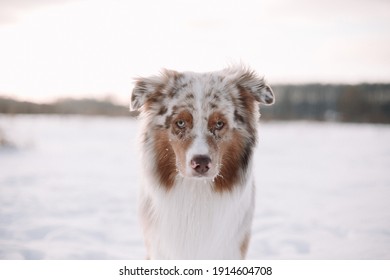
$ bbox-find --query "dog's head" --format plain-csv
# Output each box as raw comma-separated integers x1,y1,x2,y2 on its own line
131,66,274,191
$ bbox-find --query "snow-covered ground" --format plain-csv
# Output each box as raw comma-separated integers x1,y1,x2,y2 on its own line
0,115,389,259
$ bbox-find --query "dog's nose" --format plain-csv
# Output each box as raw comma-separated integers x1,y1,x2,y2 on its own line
190,155,211,174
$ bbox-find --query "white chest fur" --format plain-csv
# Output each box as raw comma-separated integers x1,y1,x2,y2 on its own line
139,176,255,259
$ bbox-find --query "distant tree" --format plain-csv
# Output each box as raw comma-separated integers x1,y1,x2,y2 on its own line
1,84,390,123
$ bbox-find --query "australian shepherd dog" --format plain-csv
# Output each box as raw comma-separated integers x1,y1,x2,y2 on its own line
130,65,274,259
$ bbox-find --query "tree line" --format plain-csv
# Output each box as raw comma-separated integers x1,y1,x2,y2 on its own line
0,97,137,117
261,84,390,123
1,84,390,123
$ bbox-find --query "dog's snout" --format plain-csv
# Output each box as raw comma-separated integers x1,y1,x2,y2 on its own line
190,155,211,174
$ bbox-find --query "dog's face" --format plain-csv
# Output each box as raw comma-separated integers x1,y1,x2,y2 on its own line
131,66,274,191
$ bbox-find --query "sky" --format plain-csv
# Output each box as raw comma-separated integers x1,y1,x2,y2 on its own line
0,0,389,103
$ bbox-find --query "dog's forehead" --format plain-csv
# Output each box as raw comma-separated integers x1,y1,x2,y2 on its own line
152,71,238,128
172,72,233,109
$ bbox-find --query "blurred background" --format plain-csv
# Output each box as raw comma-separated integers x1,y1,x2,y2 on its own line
0,0,389,259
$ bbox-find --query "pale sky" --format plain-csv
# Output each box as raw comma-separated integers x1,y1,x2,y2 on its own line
0,0,389,103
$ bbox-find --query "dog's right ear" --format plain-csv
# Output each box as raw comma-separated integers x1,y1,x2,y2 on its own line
130,70,179,111
130,78,156,111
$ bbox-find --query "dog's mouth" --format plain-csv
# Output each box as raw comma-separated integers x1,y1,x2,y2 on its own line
189,171,215,179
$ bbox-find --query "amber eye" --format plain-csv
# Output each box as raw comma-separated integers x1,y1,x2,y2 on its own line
215,121,224,130
176,120,186,128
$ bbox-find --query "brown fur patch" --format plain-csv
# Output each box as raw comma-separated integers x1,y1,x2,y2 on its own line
234,110,245,123
157,106,168,115
213,130,249,192
154,130,177,190
171,110,193,139
240,233,250,258
209,103,218,109
237,85,256,114
143,90,163,111
237,85,258,138
170,137,193,177
208,111,228,138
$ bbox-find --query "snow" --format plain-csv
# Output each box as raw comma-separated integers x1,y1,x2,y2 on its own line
0,115,389,259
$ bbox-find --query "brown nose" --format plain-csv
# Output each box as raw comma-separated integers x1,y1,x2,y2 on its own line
190,155,211,174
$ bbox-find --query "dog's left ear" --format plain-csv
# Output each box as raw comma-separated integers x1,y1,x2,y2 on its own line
233,68,275,105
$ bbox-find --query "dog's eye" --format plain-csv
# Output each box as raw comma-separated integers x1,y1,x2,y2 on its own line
215,121,224,130
176,120,186,128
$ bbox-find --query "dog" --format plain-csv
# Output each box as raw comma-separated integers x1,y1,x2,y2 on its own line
130,65,274,259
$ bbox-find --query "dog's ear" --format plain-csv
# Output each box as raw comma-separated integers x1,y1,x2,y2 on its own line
130,69,179,111
231,67,275,105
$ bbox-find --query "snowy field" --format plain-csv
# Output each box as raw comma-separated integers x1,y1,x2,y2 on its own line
0,115,389,259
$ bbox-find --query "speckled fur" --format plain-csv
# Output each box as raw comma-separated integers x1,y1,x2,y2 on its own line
131,65,274,259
